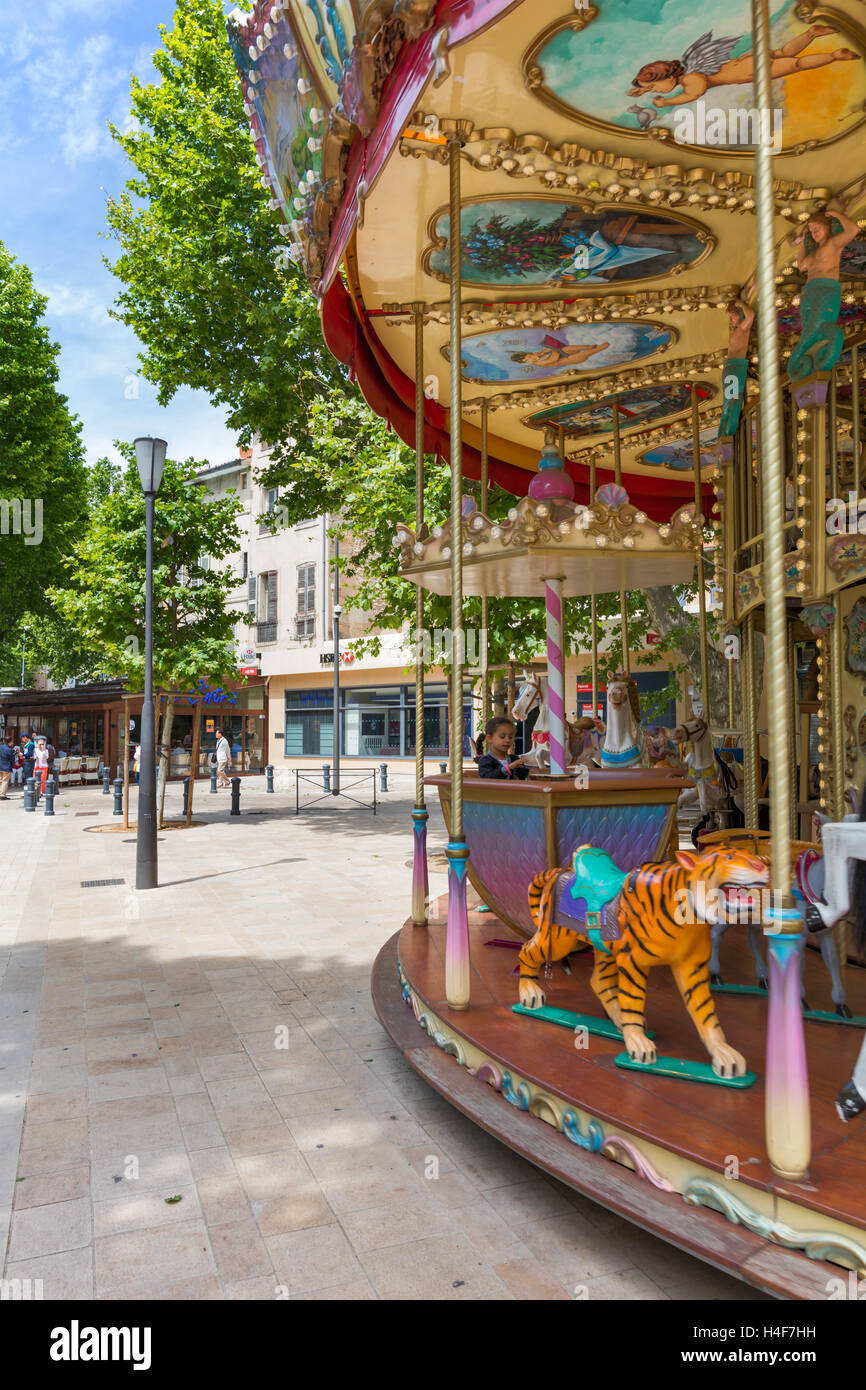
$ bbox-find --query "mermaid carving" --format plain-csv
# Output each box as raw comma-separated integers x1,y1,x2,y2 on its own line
788,189,865,384
719,298,753,438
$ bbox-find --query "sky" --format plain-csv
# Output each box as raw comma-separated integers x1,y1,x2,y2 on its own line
0,0,239,470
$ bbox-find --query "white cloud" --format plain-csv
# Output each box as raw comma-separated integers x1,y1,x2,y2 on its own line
38,283,112,326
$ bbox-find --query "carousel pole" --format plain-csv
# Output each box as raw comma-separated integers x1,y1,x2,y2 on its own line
411,305,429,927
692,387,711,723
545,579,567,775
742,611,759,827
480,400,490,730
612,402,629,673
590,453,599,716
445,130,471,1010
751,0,809,1181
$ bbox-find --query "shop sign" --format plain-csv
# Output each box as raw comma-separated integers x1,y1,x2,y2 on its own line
239,665,259,676
186,678,237,707
205,718,215,733
240,646,256,662
319,651,354,665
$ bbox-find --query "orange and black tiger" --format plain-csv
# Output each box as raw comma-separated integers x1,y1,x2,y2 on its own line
519,847,768,1077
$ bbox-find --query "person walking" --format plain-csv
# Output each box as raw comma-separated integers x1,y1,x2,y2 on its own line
34,737,50,796
0,735,14,800
215,727,231,789
22,732,35,786
11,740,23,787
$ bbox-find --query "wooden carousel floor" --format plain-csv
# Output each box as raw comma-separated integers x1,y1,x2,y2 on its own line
373,897,866,1298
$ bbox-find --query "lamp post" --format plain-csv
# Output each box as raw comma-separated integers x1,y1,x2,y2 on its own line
332,535,340,795
134,436,167,891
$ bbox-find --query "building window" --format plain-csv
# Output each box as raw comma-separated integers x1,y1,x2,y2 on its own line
247,574,257,618
258,489,281,536
282,684,473,758
240,472,248,491
241,551,248,580
295,564,316,642
256,571,277,643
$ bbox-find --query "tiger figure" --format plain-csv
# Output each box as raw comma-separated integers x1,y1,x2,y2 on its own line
518,846,768,1078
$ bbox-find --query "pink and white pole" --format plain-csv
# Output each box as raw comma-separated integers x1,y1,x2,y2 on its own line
545,579,567,775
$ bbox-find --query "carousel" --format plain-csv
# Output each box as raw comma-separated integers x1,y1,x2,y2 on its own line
229,0,866,1296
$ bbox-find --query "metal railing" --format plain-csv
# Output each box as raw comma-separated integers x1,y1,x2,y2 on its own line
256,621,277,643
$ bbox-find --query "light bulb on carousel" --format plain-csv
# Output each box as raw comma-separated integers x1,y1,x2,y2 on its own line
528,426,575,504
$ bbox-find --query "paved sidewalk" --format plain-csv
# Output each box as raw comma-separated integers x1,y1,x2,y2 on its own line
0,778,763,1300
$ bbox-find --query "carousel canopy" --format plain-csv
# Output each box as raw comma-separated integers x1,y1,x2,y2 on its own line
229,0,866,518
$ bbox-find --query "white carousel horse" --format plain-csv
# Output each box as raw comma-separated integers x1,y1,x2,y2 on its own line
668,716,723,817
510,672,586,770
599,674,648,769
708,818,855,1023
802,802,866,1118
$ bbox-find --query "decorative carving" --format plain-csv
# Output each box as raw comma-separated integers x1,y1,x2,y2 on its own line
830,535,866,582
683,1177,866,1274
502,1071,532,1109
464,368,720,417
601,1135,674,1190
800,602,836,636
845,705,858,780
562,1111,604,1151
845,596,866,675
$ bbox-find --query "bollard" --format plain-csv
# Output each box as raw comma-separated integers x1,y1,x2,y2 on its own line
439,762,448,775
230,776,241,816
102,767,110,794
24,777,36,812
379,762,388,793
44,783,55,817
265,764,274,793
322,763,331,794
182,777,190,817
210,762,218,794
112,777,123,816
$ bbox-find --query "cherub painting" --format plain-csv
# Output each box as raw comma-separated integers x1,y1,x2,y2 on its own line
529,0,866,154
629,25,857,108
448,323,670,384
525,383,710,438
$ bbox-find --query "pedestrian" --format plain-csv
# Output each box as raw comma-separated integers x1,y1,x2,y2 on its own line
215,727,231,789
22,731,35,785
133,744,141,786
0,735,14,800
11,740,23,786
34,736,50,796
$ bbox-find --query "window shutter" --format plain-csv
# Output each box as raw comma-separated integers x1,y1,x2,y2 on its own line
267,571,277,621
248,575,257,614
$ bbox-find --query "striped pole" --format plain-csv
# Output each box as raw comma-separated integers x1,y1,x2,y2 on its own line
545,579,567,775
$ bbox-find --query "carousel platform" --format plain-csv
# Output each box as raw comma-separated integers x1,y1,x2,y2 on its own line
372,901,866,1300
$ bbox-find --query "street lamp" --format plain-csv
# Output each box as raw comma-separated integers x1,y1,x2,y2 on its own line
134,436,167,890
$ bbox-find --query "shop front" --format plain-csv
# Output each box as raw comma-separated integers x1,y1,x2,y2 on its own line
0,681,124,770
122,676,268,780
283,682,473,759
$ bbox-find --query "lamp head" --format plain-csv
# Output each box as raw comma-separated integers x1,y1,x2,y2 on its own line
134,437,167,494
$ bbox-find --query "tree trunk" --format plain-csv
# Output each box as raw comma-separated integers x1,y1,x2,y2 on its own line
643,585,746,728
157,694,175,828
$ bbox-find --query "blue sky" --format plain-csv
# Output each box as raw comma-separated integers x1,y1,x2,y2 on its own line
0,0,238,470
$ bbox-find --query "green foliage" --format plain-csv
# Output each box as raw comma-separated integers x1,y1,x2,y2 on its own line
46,451,244,690
105,0,344,462
104,0,706,700
0,240,88,684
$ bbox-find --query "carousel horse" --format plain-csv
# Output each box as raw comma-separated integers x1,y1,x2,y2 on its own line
706,828,852,1018
646,725,687,773
510,671,584,770
599,674,648,769
801,789,866,1117
518,844,768,1077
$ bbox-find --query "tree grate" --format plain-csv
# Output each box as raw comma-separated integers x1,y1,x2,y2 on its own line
75,812,98,817
80,879,125,888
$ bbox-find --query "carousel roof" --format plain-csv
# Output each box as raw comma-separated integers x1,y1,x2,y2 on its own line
229,0,866,518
